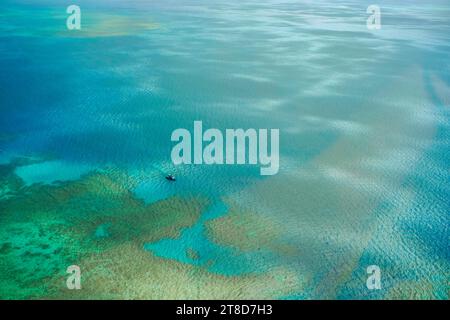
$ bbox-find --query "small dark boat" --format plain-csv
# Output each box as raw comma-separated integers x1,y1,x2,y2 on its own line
165,174,176,181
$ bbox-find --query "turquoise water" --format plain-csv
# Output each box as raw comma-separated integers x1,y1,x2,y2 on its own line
0,0,449,298
144,200,275,276
14,160,94,186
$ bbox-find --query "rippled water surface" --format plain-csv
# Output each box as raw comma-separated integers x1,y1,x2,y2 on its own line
0,0,449,299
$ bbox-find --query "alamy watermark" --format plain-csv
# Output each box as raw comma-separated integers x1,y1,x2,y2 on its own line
366,265,381,290
66,5,81,30
367,5,381,30
65,5,380,32
66,265,81,290
171,121,279,175
59,4,385,294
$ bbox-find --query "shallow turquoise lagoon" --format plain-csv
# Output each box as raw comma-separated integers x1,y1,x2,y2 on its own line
0,0,449,299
